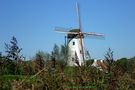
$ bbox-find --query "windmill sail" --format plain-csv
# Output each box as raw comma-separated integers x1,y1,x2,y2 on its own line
76,2,86,65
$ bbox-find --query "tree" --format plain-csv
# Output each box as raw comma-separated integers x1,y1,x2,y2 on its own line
51,44,68,72
116,58,128,72
5,36,23,61
44,52,51,60
60,45,68,63
104,48,114,72
117,73,131,89
0,52,1,58
34,51,45,72
5,36,23,74
53,44,60,60
0,52,3,74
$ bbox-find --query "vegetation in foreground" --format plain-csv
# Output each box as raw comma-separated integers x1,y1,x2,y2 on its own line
0,36,135,90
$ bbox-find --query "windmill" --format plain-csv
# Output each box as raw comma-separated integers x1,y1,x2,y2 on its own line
55,3,104,66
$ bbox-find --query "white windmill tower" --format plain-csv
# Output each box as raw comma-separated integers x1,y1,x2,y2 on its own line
55,3,104,66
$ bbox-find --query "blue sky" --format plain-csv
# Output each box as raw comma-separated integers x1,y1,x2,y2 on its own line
0,0,135,59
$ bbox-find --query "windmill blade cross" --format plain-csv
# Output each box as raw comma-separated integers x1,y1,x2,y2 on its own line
54,2,105,66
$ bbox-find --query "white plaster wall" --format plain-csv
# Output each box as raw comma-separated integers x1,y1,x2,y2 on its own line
68,38,85,66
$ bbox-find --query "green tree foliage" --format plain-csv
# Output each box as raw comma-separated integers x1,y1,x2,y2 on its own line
52,44,68,61
104,48,114,72
117,73,131,90
1,56,135,89
86,59,94,66
1,39,135,89
52,44,68,71
4,36,24,74
53,44,60,60
34,51,45,72
60,45,68,61
5,36,23,61
0,52,2,58
44,52,51,60
115,58,129,73
59,45,68,67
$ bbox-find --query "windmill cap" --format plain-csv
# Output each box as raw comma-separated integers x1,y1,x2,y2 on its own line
69,29,79,32
67,29,84,39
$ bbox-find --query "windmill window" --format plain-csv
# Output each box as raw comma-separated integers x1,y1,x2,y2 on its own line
72,58,74,61
80,50,82,54
73,42,75,45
